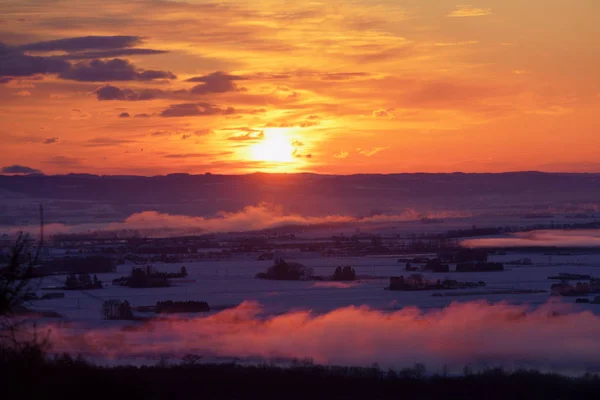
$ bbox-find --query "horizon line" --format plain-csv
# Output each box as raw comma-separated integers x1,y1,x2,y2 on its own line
2,170,600,178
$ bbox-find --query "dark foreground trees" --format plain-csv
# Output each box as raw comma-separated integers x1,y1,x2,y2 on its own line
1,206,50,351
1,354,599,400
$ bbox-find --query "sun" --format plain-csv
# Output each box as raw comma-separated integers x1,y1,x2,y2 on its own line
250,130,295,163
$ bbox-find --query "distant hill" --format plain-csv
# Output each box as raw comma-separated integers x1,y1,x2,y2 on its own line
1,172,599,225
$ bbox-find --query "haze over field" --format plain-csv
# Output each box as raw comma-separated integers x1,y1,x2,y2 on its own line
1,172,600,231
36,300,600,372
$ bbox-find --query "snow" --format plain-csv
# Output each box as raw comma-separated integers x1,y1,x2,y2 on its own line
27,251,600,321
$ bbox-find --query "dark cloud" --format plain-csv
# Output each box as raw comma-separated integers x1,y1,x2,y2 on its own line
135,113,151,118
19,36,142,52
0,77,13,84
186,71,244,83
138,69,176,81
0,44,70,77
1,165,42,174
1,42,173,81
160,102,235,117
60,59,176,82
85,137,139,147
1,36,170,80
119,112,131,118
61,48,168,60
187,71,246,95
42,137,59,144
95,85,165,100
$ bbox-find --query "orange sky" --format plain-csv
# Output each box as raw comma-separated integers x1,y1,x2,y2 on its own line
1,0,599,175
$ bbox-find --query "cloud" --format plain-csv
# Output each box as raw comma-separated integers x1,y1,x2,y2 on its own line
42,156,82,167
319,72,372,80
447,5,492,17
187,71,246,95
59,58,176,82
60,48,168,60
181,130,211,140
372,109,394,119
35,300,600,373
95,85,165,101
42,137,59,144
357,147,388,157
334,151,349,159
267,116,321,128
19,35,142,52
13,203,468,238
1,165,42,174
0,45,70,77
85,137,139,147
12,90,31,96
291,140,312,159
463,229,600,248
160,102,235,117
434,40,479,47
1,37,170,80
69,108,91,120
119,112,130,118
164,151,233,158
93,71,251,101
227,131,265,142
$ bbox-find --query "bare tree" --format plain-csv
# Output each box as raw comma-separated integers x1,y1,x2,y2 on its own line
0,205,48,349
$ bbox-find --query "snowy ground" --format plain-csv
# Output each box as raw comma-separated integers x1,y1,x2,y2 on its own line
14,250,599,374
27,251,600,321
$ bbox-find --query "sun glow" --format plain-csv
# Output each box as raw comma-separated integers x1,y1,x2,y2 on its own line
250,130,295,163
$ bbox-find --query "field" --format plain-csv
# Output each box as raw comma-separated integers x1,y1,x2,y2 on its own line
19,249,600,375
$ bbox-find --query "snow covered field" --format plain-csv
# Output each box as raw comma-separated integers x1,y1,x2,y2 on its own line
29,252,600,319
15,250,600,374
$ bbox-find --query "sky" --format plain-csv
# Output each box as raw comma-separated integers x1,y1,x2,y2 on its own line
1,0,599,175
